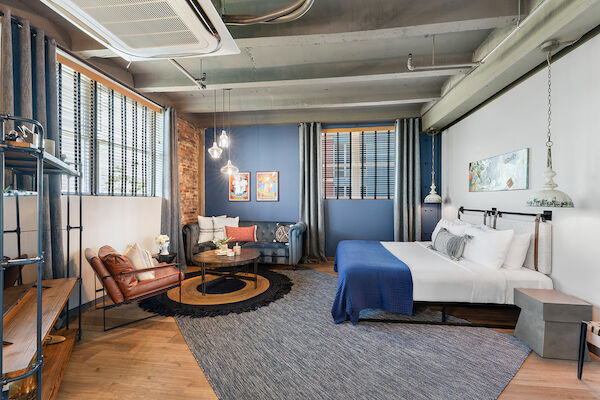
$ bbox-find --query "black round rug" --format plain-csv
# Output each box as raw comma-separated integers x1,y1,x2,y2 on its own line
139,268,292,318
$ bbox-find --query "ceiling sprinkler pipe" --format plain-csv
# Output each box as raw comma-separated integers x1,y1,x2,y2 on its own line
223,0,313,25
169,59,206,90
407,53,478,71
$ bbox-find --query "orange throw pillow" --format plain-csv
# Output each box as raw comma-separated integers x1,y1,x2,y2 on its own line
225,225,257,242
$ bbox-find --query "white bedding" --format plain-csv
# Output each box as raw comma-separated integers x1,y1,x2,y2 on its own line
381,241,553,304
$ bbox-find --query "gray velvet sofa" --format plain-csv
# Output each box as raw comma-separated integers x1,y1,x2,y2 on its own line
182,220,306,267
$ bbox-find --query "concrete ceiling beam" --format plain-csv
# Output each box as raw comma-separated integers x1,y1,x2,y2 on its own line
422,0,600,130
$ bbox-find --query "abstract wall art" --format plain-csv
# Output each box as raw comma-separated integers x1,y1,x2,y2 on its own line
256,171,279,201
229,172,250,201
469,148,529,192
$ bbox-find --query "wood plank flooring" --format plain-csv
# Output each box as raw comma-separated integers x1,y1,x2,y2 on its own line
57,263,600,399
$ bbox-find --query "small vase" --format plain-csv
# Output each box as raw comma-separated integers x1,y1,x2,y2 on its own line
160,241,170,255
219,243,228,251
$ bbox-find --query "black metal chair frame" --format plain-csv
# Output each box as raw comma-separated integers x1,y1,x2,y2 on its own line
95,263,182,331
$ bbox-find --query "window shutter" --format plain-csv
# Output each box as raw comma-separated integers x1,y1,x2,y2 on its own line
57,62,164,197
321,127,395,200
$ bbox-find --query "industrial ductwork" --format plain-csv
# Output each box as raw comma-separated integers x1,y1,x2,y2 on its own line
222,0,314,25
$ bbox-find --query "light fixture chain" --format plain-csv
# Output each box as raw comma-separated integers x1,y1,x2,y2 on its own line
546,51,552,149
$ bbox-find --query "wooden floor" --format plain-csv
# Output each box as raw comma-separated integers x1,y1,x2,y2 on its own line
57,262,600,400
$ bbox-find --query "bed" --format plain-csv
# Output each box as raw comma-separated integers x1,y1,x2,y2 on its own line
331,208,555,325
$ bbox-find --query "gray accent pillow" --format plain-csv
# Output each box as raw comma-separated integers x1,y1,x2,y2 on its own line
274,223,292,243
432,228,469,260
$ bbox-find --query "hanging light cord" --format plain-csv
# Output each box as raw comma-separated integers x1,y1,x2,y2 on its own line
431,135,436,184
546,51,553,168
213,89,217,142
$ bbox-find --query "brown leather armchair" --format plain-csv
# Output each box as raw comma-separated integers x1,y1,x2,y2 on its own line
85,246,184,331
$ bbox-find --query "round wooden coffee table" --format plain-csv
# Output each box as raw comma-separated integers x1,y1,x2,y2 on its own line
192,249,261,295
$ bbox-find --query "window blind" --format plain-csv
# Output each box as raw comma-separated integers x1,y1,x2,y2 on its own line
322,127,395,200
57,62,164,196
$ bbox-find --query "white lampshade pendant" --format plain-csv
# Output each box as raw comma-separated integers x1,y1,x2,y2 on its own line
208,141,223,159
424,134,442,204
220,159,239,175
218,129,229,148
527,45,573,208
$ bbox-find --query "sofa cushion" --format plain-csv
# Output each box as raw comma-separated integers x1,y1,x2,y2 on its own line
241,241,289,258
99,246,139,294
85,248,125,304
122,265,184,300
213,216,239,240
123,243,155,280
226,225,257,242
239,221,295,243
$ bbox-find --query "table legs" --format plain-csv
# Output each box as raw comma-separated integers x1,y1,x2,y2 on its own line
201,262,206,296
254,260,258,289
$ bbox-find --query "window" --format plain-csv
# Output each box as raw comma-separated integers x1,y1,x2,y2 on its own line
57,58,164,196
322,127,395,199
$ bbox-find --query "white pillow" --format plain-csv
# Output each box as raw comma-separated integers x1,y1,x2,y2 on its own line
503,232,532,270
213,216,239,240
123,243,155,280
431,219,471,243
462,226,514,270
198,216,215,243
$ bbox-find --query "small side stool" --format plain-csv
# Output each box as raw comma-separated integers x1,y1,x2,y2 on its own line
514,288,592,360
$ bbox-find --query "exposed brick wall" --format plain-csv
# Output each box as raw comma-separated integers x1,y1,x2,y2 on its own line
178,118,203,226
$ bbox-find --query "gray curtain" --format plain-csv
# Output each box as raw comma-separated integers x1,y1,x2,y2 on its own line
1,9,65,279
160,108,187,271
393,118,422,242
299,122,326,262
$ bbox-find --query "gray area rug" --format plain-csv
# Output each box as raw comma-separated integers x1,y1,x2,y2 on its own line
176,269,530,400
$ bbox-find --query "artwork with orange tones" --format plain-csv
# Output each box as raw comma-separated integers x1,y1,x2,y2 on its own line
256,171,279,201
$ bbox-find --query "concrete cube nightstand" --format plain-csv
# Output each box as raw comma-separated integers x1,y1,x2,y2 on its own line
514,288,592,360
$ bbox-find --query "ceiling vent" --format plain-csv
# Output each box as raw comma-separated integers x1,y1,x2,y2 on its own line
40,0,239,61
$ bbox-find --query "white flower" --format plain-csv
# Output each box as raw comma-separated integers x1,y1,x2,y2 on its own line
155,234,169,244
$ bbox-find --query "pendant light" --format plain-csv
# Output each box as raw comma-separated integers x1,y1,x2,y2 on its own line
424,132,442,204
207,89,223,159
220,89,238,175
218,88,230,148
526,42,574,208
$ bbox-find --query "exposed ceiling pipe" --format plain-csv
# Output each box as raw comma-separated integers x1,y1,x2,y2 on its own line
222,0,314,25
169,59,206,89
407,53,479,71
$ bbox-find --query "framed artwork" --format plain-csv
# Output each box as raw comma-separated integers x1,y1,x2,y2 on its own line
469,148,529,192
229,172,250,201
256,171,279,201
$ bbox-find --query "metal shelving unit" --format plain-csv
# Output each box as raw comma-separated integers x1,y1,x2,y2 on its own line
0,114,81,400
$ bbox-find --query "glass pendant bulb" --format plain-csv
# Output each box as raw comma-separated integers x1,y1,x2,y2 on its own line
218,130,229,148
220,159,239,176
208,141,222,159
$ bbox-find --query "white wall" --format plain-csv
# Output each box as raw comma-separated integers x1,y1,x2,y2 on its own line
5,195,162,308
442,33,600,321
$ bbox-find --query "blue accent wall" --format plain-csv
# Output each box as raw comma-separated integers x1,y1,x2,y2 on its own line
204,125,300,222
203,123,441,257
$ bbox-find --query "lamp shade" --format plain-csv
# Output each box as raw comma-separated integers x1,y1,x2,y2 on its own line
207,141,223,159
220,159,239,175
424,185,442,204
526,166,574,208
218,130,229,148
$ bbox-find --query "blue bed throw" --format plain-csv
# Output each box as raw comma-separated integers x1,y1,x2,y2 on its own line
331,240,413,325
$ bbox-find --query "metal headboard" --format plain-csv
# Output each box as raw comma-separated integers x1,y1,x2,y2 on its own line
457,206,552,272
